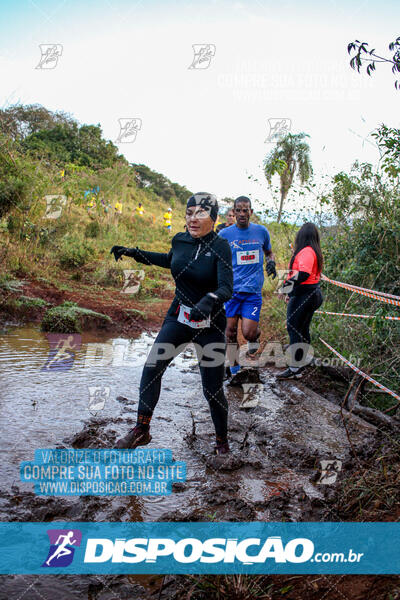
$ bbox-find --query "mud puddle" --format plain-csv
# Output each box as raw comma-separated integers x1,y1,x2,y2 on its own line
0,324,377,599
0,325,208,523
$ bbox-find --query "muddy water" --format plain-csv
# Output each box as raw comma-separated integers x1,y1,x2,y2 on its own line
0,324,209,599
0,325,209,521
0,324,377,599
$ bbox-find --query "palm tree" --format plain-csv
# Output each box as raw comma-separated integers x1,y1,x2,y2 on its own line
264,133,312,222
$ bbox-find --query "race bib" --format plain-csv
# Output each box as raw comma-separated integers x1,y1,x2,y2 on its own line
177,304,211,329
236,249,259,265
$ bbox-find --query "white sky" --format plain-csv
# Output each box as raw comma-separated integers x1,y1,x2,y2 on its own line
0,0,399,213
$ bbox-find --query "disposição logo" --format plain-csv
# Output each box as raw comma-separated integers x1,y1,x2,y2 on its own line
42,529,82,567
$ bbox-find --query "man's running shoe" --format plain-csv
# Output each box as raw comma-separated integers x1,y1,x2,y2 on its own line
277,367,303,380
115,425,152,449
228,367,263,387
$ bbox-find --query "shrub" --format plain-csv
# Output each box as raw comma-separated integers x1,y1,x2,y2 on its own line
91,265,122,287
15,295,48,308
85,220,101,238
41,301,82,332
41,300,111,333
58,238,92,269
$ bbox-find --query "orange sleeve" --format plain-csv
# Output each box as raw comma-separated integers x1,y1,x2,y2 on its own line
295,247,315,274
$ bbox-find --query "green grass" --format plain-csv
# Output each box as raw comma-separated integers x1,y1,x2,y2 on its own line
124,308,147,319
0,276,27,293
41,301,112,333
15,295,49,308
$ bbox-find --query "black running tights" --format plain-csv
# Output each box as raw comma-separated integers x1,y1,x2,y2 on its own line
138,316,228,441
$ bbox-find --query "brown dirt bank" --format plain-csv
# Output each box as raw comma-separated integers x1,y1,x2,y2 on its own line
0,276,173,336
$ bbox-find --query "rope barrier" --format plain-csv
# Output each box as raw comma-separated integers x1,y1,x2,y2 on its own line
321,274,400,307
316,310,400,321
319,337,400,404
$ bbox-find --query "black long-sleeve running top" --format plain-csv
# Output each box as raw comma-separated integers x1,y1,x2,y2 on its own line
131,230,233,309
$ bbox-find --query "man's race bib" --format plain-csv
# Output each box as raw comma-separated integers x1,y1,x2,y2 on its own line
177,304,211,329
236,249,259,265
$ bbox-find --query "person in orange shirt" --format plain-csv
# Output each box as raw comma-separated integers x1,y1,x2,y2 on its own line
277,222,323,379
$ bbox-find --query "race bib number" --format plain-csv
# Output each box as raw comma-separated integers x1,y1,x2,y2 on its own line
177,304,211,329
236,249,259,265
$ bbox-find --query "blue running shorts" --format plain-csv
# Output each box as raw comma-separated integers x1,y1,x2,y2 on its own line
225,292,263,322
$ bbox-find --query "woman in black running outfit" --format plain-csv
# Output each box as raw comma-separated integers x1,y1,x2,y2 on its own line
110,193,233,455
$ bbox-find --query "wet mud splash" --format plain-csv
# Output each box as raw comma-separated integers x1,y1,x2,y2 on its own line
0,325,377,599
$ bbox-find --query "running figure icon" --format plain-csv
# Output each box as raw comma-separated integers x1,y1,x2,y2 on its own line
41,333,81,372
46,531,77,566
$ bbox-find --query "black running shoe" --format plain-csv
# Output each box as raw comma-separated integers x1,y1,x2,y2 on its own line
228,368,262,386
115,425,152,449
277,368,303,380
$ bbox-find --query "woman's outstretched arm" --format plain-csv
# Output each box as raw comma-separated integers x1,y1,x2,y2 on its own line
110,245,172,268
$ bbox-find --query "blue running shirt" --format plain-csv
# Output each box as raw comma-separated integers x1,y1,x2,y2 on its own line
218,223,271,293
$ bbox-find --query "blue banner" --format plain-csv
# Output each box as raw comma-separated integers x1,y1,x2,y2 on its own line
20,449,186,496
0,522,399,574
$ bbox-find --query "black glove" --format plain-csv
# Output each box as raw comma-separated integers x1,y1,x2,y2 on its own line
189,293,216,322
110,245,139,262
266,259,277,279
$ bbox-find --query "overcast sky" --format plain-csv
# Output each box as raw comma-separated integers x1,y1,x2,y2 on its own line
0,0,399,213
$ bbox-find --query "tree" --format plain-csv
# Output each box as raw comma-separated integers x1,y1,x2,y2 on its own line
0,133,49,218
0,104,74,140
0,104,125,170
329,125,400,222
263,133,312,222
23,122,125,169
372,124,400,177
132,163,192,204
347,37,400,90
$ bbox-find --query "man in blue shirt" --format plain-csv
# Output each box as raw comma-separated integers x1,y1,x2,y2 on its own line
219,196,276,376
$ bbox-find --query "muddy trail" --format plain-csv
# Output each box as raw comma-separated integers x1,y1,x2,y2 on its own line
0,324,379,599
